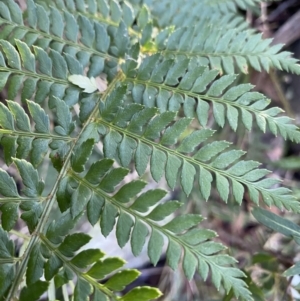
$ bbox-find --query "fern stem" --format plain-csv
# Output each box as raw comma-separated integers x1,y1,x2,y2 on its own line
0,197,44,204
146,49,275,62
9,229,30,240
269,69,293,117
0,129,74,141
0,258,21,264
5,72,124,301
0,66,69,85
62,285,70,301
0,257,21,264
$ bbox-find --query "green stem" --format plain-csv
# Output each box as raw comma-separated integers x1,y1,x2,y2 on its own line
0,129,74,141
0,197,45,204
9,230,30,241
0,258,21,264
269,69,293,117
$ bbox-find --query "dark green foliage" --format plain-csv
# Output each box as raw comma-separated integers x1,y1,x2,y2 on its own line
0,0,299,300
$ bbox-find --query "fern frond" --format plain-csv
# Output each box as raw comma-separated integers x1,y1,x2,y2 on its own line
131,2,297,74
2,71,123,301
58,156,253,300
34,0,154,53
143,0,248,30
93,86,300,212
149,26,300,74
0,0,125,79
0,160,44,232
122,54,300,139
0,1,298,300
16,210,161,301
0,39,87,106
144,0,277,22
0,227,15,298
0,98,74,167
35,0,138,31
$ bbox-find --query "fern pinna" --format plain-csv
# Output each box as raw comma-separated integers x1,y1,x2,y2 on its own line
0,0,299,300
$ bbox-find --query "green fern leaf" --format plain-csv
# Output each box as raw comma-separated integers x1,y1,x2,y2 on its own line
143,0,248,31
0,165,42,232
36,0,137,28
95,90,300,211
25,0,130,72
0,227,15,297
63,157,252,298
0,168,18,198
46,211,80,244
105,269,141,291
71,139,95,173
0,0,132,99
26,243,44,285
74,278,93,301
0,2,298,301
19,280,49,301
252,207,300,239
0,38,83,105
40,212,161,300
0,159,44,232
13,158,43,197
87,257,125,279
141,24,300,74
71,249,105,269
0,99,74,167
122,55,300,139
145,1,290,76
120,287,163,301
